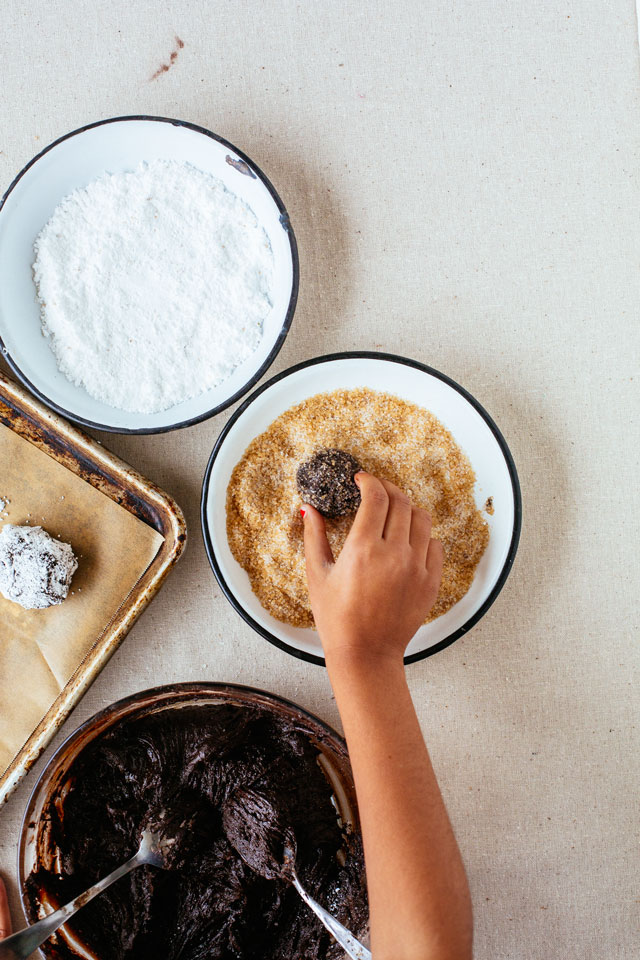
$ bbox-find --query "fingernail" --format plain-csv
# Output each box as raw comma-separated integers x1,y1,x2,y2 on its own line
300,508,306,518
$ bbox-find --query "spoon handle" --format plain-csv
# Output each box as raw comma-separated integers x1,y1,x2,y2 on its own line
290,868,371,960
0,853,142,960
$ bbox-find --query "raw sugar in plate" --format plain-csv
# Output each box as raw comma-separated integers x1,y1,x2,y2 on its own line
226,387,490,628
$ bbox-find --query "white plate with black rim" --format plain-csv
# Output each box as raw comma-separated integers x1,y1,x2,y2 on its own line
0,115,298,434
201,352,522,666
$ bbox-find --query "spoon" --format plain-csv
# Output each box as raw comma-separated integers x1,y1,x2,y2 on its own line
222,788,371,960
0,823,172,960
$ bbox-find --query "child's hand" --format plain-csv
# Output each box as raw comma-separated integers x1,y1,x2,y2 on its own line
302,472,443,665
305,475,471,959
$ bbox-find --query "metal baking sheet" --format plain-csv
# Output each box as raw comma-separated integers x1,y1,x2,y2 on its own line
0,371,187,804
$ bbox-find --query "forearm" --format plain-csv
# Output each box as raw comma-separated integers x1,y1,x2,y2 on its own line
326,650,472,960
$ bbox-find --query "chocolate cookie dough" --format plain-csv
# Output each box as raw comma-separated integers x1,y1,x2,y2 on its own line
0,524,77,610
222,786,295,881
26,703,367,960
297,449,361,518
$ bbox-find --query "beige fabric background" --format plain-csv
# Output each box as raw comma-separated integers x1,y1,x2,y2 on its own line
1,1,639,956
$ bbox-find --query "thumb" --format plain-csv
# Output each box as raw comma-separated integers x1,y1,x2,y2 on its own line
301,504,334,577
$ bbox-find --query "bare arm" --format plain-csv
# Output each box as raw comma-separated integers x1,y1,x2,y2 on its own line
0,877,11,941
302,473,473,960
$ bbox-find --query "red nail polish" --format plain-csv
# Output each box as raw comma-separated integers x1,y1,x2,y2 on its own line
300,508,306,518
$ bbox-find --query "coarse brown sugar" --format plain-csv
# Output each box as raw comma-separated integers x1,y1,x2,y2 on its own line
226,388,489,628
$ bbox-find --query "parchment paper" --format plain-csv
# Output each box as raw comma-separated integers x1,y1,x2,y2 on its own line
0,424,164,774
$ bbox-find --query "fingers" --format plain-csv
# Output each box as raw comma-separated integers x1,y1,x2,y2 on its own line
349,473,389,540
378,478,413,542
301,504,335,580
426,537,444,589
409,506,433,554
0,875,11,939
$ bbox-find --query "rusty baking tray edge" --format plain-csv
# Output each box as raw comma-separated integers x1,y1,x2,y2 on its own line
0,372,187,805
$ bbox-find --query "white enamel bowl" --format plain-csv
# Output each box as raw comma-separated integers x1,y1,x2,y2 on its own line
0,116,298,433
201,352,522,666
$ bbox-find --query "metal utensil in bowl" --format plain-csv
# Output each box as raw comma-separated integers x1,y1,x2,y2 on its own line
223,787,371,960
1,820,177,960
282,839,371,960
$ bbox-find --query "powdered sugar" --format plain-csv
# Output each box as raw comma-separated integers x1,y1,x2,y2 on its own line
33,160,275,414
0,524,78,609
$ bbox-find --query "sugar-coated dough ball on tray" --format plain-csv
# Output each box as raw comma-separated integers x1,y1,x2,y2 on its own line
0,524,78,610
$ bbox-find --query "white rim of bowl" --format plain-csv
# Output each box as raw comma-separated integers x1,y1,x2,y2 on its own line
200,350,523,667
0,115,299,434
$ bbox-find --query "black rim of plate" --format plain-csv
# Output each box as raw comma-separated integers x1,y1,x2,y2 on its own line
0,115,299,435
201,351,523,667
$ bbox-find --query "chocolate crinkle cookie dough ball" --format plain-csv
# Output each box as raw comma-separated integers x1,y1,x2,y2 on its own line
0,524,78,610
297,448,362,518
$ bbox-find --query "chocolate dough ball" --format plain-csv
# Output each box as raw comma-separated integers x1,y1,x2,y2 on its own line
0,524,78,610
296,449,361,518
